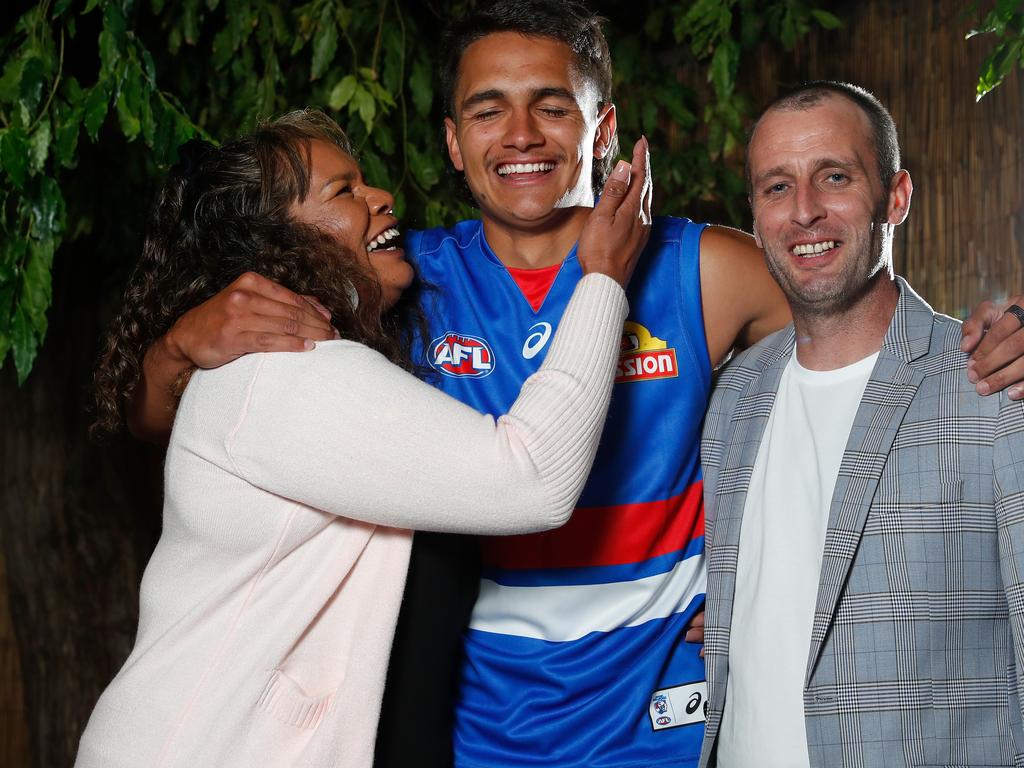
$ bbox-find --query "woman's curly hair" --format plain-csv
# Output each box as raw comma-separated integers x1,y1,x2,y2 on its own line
94,109,425,434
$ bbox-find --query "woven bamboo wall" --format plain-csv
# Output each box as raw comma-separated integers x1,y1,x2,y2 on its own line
739,0,1024,317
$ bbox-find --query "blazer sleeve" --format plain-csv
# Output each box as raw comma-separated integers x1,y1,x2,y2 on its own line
993,394,1024,718
223,273,627,535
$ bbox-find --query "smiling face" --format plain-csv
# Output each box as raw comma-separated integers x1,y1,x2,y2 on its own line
748,94,912,318
443,32,616,234
290,140,414,310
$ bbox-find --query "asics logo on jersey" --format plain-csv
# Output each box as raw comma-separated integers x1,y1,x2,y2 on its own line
521,322,552,360
649,681,707,731
616,321,679,383
430,332,495,378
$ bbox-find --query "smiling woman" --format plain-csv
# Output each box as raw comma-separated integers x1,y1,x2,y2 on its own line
289,139,414,311
75,109,650,768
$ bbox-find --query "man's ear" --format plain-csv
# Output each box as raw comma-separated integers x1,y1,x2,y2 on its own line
593,104,617,159
444,116,464,172
751,218,763,249
886,169,913,226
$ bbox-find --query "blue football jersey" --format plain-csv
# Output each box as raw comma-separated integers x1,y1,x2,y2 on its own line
407,216,710,768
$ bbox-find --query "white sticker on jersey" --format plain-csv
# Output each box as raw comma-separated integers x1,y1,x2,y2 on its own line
649,681,707,730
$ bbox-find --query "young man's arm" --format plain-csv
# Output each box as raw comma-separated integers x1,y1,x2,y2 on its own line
127,271,337,443
698,225,790,368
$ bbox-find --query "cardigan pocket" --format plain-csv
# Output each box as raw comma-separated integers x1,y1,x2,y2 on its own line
240,670,335,766
255,668,333,729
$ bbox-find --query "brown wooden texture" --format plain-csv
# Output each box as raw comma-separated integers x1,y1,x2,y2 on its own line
738,0,1024,317
0,548,29,765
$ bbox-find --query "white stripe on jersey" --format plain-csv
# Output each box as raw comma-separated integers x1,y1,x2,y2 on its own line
468,553,706,642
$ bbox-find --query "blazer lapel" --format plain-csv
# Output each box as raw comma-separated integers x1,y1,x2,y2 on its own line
805,278,935,683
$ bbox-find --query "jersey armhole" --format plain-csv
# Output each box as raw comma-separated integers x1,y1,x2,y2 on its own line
677,220,712,397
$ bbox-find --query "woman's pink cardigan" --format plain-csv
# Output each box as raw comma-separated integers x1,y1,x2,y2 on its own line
75,274,627,768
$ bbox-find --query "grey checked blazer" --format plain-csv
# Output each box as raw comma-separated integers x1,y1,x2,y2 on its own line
700,278,1024,767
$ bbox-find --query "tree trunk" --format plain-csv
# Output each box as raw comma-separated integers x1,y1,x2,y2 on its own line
0,241,162,768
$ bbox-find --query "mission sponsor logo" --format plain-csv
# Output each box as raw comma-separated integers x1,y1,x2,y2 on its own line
430,331,495,378
616,321,678,383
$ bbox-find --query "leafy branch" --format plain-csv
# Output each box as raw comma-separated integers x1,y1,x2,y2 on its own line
968,0,1024,100
7,0,1016,386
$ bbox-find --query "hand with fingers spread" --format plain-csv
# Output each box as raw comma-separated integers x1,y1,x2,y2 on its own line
577,136,653,288
961,296,1024,399
165,271,339,370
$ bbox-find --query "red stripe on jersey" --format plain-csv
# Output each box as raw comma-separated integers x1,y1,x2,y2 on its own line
482,482,704,570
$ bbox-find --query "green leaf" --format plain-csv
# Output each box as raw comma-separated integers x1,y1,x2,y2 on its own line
53,102,81,168
140,92,156,145
211,25,238,71
52,0,72,16
424,199,444,229
407,143,439,189
311,7,339,81
116,63,143,140
22,238,54,337
351,86,376,130
409,56,433,116
1,129,30,189
810,9,842,30
381,25,403,94
0,56,26,103
360,149,390,191
83,84,109,140
709,39,739,99
373,120,395,155
182,0,201,45
30,178,66,240
328,75,357,111
11,305,38,385
19,56,47,114
99,30,118,81
368,81,395,108
28,119,51,173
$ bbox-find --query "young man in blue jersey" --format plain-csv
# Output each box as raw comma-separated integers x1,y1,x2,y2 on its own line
127,2,1024,766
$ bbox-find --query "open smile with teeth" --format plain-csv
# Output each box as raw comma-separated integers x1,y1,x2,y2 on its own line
792,240,838,258
496,162,556,176
367,227,401,253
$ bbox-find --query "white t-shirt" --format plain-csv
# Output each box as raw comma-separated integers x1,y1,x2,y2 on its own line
717,349,878,768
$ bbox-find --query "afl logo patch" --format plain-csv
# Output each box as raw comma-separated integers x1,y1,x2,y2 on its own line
616,321,678,384
430,332,495,378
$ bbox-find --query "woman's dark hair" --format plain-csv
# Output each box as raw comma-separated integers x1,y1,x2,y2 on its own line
94,109,424,434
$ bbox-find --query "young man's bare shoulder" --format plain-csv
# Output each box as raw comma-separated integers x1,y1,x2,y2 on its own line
697,224,790,359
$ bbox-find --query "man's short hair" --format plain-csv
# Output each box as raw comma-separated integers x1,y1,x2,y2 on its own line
747,81,901,194
440,0,618,192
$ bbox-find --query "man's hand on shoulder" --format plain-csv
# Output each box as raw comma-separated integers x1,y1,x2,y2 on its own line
698,226,791,368
127,272,338,444
962,295,1024,400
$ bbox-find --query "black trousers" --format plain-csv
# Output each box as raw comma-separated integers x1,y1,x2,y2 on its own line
374,531,481,767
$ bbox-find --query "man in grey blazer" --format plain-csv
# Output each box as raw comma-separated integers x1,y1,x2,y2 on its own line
700,80,1024,767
